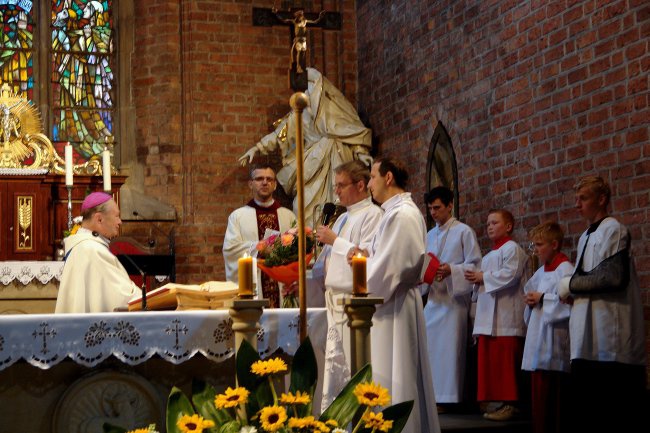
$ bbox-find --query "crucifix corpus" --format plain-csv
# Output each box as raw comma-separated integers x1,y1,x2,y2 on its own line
252,6,342,91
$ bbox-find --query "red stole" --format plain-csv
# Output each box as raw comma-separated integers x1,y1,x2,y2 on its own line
248,199,281,240
492,236,513,250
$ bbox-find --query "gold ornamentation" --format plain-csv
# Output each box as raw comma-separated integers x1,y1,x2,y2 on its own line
0,84,57,170
17,196,32,250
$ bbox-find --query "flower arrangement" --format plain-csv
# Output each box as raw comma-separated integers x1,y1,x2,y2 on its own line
104,338,412,433
63,215,83,238
256,226,315,268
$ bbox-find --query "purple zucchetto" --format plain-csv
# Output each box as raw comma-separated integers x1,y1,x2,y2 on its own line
80,192,112,212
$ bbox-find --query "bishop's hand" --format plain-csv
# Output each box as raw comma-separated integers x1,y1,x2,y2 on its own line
238,146,259,166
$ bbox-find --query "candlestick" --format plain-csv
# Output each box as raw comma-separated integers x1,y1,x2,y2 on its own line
352,253,367,296
64,143,73,186
66,186,73,231
238,254,254,298
102,147,112,192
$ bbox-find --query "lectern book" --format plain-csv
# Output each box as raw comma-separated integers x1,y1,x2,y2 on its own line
127,281,238,311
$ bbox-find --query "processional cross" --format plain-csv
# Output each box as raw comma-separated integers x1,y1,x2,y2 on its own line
252,4,342,91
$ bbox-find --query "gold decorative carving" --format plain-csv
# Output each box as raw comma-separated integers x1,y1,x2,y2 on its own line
0,84,57,170
17,196,33,250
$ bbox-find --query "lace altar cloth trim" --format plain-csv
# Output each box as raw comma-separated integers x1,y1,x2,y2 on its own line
0,261,64,285
0,309,327,370
0,168,50,175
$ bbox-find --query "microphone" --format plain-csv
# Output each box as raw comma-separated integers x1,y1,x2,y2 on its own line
132,211,175,255
110,241,147,311
321,202,337,226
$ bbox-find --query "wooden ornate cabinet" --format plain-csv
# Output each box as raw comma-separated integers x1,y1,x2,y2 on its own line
0,174,126,261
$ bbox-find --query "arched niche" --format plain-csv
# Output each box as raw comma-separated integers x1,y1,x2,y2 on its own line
425,122,459,227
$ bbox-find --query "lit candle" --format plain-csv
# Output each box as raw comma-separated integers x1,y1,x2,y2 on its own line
238,254,254,298
352,253,367,296
102,147,112,192
64,143,73,186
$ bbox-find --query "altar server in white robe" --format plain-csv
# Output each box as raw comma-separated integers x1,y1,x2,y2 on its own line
522,221,573,433
422,186,481,409
309,160,382,411
348,157,440,433
465,209,528,422
223,165,296,307
558,176,646,433
56,192,137,313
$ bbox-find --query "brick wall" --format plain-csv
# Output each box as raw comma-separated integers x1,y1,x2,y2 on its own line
357,0,649,375
131,1,358,283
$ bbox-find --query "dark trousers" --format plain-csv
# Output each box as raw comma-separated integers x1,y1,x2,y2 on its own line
569,359,647,432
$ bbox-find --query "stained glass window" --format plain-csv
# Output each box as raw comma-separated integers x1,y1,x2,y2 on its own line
0,1,35,100
51,0,114,161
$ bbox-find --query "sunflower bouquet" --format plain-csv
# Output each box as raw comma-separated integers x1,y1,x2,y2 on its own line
104,338,412,433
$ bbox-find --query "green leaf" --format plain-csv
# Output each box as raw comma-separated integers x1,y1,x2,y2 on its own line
102,423,126,433
166,386,195,433
191,379,232,431
320,363,373,426
236,340,272,414
289,336,318,417
217,420,242,433
382,401,414,433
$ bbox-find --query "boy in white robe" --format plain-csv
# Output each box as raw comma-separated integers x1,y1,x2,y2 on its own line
422,186,481,410
465,209,528,421
310,160,382,411
349,157,440,433
558,176,646,432
56,192,137,313
223,165,296,307
522,222,573,433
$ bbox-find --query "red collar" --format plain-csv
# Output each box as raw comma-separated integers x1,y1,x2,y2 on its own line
492,236,512,250
544,252,570,272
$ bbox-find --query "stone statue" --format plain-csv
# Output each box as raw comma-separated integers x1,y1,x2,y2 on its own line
239,68,372,225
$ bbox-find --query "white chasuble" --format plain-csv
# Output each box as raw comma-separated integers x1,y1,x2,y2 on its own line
423,218,481,403
364,193,440,433
311,197,382,411
56,228,137,313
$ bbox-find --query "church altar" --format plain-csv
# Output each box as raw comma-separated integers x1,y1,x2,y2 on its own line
0,308,327,433
0,260,63,314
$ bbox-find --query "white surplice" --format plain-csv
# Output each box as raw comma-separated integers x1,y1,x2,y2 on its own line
365,193,439,433
55,228,137,313
222,204,296,291
473,240,528,337
568,217,645,365
310,197,383,411
423,218,481,403
521,261,574,372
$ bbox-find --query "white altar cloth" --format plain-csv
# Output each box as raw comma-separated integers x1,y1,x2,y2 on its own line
0,308,327,371
0,261,64,285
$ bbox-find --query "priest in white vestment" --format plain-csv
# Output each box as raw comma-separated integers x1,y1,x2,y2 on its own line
308,160,382,411
223,165,296,307
349,157,440,433
422,186,481,407
238,67,372,225
56,192,137,313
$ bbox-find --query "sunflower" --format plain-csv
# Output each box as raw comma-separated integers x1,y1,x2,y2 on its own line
362,411,393,432
259,405,288,432
325,419,338,428
126,428,153,433
176,414,215,433
279,390,311,405
251,358,288,376
287,416,315,429
353,382,391,407
214,386,250,409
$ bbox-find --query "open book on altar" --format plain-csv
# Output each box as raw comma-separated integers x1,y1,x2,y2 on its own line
127,281,239,311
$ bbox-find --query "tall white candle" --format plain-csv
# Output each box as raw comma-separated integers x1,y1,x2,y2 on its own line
102,148,111,192
64,143,73,186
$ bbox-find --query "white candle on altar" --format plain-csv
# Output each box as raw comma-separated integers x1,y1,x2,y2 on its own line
102,147,112,192
64,143,73,186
